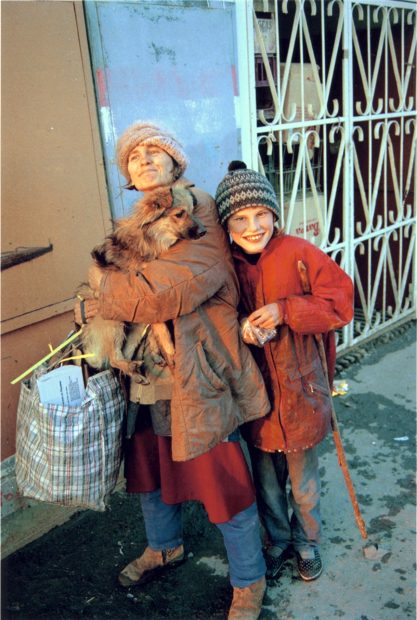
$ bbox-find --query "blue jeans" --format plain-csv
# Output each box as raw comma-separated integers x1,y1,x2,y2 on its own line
140,490,265,588
249,446,321,554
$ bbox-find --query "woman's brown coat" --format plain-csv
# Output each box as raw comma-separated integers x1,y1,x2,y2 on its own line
98,179,270,461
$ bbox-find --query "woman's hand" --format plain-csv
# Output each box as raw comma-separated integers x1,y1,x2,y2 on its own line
73,263,104,325
74,297,100,325
248,303,283,329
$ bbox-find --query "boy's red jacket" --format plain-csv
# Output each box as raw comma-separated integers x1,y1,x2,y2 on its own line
232,233,354,453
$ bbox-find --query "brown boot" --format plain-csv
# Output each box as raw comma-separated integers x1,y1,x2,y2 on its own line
118,544,185,587
228,576,266,619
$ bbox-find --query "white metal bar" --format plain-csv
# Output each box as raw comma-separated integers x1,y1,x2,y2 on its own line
236,0,258,168
343,0,355,288
255,110,416,136
354,0,416,8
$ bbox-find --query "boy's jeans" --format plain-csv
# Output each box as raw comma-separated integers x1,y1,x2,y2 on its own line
140,490,265,588
249,445,321,555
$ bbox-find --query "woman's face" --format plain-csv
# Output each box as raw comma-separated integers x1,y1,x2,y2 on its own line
227,206,275,254
127,144,176,191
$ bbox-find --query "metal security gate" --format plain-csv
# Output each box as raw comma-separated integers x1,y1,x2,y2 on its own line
237,0,416,351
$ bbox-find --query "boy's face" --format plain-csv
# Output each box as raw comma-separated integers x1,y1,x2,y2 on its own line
227,206,275,254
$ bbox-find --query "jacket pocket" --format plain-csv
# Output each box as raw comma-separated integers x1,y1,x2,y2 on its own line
194,342,227,393
299,359,329,395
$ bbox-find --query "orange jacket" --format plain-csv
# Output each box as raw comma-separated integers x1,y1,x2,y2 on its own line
232,233,354,453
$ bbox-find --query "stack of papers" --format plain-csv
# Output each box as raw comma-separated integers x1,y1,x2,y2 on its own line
37,365,85,407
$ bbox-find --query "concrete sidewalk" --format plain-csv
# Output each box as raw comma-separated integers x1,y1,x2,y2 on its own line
2,322,416,620
263,321,416,620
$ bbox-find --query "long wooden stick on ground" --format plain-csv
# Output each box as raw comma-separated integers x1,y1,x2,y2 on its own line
316,335,368,539
297,261,368,540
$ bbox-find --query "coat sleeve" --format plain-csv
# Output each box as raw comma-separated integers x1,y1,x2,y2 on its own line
281,243,354,334
98,189,235,324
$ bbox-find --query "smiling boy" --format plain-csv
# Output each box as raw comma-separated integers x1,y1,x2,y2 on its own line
215,161,354,582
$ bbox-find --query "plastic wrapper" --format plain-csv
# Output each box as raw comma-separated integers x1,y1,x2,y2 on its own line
240,318,277,347
332,379,349,396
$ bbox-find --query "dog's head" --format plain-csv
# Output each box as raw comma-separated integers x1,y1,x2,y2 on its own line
169,188,206,241
136,187,206,253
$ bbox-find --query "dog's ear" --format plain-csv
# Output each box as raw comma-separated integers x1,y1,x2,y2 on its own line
91,244,107,267
91,235,123,267
136,188,173,225
153,187,173,211
140,188,172,211
189,189,197,207
171,187,195,212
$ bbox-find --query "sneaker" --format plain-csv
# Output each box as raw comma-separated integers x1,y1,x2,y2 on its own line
228,576,266,620
295,548,322,581
118,544,185,587
264,546,290,580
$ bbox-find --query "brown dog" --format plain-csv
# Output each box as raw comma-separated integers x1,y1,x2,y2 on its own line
77,187,206,382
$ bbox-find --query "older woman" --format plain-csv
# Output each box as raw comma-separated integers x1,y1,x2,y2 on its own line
77,121,270,619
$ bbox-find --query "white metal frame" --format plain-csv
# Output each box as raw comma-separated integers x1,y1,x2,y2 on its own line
237,0,416,351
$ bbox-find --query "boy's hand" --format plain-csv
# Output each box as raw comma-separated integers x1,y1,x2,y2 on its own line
240,318,261,346
248,303,284,329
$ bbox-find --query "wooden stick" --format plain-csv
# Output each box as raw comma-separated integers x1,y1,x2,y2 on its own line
297,261,368,539
329,395,368,539
316,335,368,539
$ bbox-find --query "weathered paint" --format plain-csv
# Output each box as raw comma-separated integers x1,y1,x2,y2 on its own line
84,1,243,218
95,68,108,107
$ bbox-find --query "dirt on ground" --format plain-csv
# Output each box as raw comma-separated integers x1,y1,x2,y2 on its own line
2,322,416,620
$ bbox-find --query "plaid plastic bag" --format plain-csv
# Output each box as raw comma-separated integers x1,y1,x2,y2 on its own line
15,369,125,511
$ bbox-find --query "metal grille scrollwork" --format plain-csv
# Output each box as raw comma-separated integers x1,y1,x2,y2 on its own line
251,0,416,349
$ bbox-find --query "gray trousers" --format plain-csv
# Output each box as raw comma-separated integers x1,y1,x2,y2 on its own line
249,445,322,554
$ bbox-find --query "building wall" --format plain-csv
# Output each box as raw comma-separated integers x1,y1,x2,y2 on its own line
1,0,110,461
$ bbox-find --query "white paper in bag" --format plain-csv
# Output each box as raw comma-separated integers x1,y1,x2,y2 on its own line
37,365,85,407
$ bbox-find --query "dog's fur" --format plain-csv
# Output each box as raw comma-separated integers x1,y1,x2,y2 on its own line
78,187,206,382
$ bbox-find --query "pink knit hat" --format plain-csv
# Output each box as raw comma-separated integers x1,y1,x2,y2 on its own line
116,121,189,186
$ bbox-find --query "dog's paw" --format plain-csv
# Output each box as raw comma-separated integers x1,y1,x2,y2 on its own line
150,353,167,366
131,373,150,384
128,361,150,384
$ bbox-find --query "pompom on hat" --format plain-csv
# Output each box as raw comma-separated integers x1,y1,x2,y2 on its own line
116,121,189,187
215,161,280,226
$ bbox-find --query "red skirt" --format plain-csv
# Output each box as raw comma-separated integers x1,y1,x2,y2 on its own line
124,407,255,524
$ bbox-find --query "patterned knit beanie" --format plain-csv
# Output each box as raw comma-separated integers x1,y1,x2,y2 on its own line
116,121,189,186
215,161,280,226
